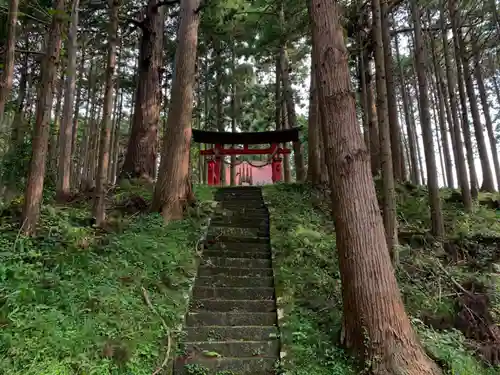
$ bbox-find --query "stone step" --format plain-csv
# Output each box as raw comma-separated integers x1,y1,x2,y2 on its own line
208,227,268,238
196,275,274,288
203,249,271,259
198,266,273,278
184,340,280,358
204,242,270,252
216,188,263,193
206,235,269,244
192,286,275,300
210,218,269,228
190,299,276,312
215,194,264,199
202,257,272,269
212,210,268,217
221,204,267,210
186,312,277,327
175,357,277,375
184,326,279,342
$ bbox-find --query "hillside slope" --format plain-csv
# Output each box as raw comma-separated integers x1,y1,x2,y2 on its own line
264,183,500,375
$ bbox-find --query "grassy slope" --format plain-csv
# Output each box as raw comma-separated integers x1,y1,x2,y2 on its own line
264,183,500,375
0,182,213,375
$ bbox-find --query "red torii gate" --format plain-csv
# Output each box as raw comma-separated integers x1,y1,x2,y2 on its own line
193,128,300,186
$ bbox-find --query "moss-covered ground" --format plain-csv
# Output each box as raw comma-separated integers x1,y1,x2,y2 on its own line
0,181,214,375
264,183,500,375
1,181,499,375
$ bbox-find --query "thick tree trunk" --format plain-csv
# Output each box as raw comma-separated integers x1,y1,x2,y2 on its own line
372,0,398,258
151,0,200,221
0,0,19,119
474,56,500,191
121,0,165,181
56,0,80,200
94,0,119,225
309,1,442,374
440,5,472,210
412,0,444,238
22,0,65,235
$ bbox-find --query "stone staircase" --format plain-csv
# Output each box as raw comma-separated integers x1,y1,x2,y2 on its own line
174,187,279,375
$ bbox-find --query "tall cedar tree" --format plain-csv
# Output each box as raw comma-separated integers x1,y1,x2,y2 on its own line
151,0,200,220
308,0,442,374
56,0,80,200
94,0,120,225
440,3,472,210
372,0,398,259
22,0,66,235
0,0,19,119
120,0,166,181
411,0,444,238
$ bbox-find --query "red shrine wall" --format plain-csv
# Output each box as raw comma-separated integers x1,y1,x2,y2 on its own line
222,163,273,185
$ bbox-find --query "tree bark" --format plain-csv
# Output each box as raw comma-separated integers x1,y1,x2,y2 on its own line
281,89,292,183
381,1,404,181
49,73,65,174
411,0,444,238
372,0,398,258
121,0,165,181
0,0,19,119
94,0,119,225
428,15,454,188
22,0,65,235
281,47,306,182
309,1,442,374
307,52,322,185
367,68,381,175
474,55,500,191
358,43,370,154
448,2,478,198
395,33,419,185
440,5,472,210
451,3,495,192
56,0,80,200
11,48,29,147
215,40,225,185
151,0,200,221
230,44,237,186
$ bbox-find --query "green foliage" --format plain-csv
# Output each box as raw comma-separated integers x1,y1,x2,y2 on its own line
416,324,499,375
264,183,356,375
0,186,209,375
0,139,32,192
265,182,500,375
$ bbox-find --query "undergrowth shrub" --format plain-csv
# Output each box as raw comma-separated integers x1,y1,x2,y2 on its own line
0,185,209,375
265,183,499,375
